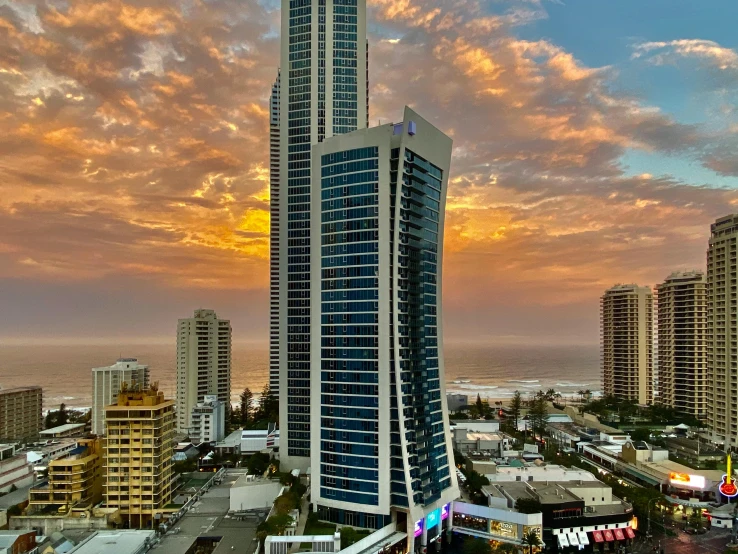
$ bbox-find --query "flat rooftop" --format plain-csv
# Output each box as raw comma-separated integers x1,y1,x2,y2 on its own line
155,470,259,554
466,433,502,441
68,530,155,554
40,424,85,435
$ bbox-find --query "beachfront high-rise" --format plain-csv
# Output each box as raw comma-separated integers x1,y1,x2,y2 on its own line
0,386,42,442
92,358,150,436
656,271,707,420
103,385,175,529
176,309,231,434
274,0,369,470
269,71,281,396
309,108,459,541
601,284,654,405
707,215,738,448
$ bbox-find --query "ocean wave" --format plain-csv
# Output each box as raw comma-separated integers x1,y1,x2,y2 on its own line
507,379,540,384
555,383,591,388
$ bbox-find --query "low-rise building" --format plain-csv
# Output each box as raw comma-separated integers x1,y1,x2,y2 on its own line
0,445,34,493
189,395,225,445
486,463,599,484
446,394,469,413
40,425,87,440
241,428,279,454
0,531,37,554
452,501,542,550
662,437,724,468
66,531,155,554
172,443,199,463
452,429,510,456
25,440,79,467
28,438,103,515
229,474,283,513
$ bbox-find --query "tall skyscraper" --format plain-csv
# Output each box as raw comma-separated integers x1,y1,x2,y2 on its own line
601,284,654,405
103,385,175,529
269,71,281,396
275,0,369,470
176,309,231,434
707,215,738,448
309,108,459,543
92,358,150,436
656,271,707,419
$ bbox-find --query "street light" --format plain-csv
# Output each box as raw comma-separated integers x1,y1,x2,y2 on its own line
646,497,661,540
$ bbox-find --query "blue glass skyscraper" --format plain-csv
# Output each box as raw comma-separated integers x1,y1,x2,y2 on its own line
309,108,459,547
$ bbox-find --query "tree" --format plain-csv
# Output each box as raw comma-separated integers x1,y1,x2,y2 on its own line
528,393,548,440
630,428,651,442
522,529,542,554
240,388,254,427
58,403,68,426
577,389,585,403
509,391,522,430
514,498,542,514
462,537,492,554
545,389,556,402
257,384,278,423
476,394,484,416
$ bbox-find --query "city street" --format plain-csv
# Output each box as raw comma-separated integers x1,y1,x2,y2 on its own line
631,529,731,554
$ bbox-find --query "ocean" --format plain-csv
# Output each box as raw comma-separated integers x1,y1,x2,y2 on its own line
0,342,600,410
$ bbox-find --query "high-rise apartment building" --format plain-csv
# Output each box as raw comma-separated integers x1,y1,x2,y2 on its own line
275,0,370,470
176,309,231,434
656,271,707,419
269,72,281,396
601,284,654,405
103,386,175,529
0,386,42,441
309,108,459,543
707,215,738,448
92,358,150,436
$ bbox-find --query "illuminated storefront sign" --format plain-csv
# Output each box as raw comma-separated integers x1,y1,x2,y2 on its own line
414,519,424,538
719,455,738,498
489,520,516,539
441,504,449,521
427,509,440,530
669,472,706,490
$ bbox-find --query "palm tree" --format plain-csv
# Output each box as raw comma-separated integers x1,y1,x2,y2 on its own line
584,389,593,402
545,388,556,402
522,530,542,554
577,389,586,403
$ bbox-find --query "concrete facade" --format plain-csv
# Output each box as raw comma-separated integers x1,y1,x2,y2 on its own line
189,395,225,445
0,387,42,442
176,310,231,434
601,284,654,404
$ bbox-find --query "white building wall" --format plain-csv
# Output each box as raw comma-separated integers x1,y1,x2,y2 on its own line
92,359,149,436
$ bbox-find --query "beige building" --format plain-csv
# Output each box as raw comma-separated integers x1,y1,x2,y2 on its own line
707,215,738,448
176,310,231,434
656,271,707,419
92,358,149,436
0,386,43,441
29,438,103,514
103,386,175,529
601,284,653,405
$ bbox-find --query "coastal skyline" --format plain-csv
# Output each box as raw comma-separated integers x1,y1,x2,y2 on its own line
2,0,738,344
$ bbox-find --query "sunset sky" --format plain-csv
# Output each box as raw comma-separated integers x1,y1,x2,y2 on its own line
1,0,737,344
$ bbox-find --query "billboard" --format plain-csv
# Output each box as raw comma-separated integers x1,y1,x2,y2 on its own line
669,472,706,490
414,519,423,538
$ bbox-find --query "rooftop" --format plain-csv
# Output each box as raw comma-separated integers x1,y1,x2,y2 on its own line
67,531,155,554
466,432,502,441
0,386,41,395
40,424,86,435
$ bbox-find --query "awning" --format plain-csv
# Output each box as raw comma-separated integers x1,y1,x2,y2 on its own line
567,533,579,546
614,529,625,541
577,531,590,546
625,527,635,539
557,534,570,548
604,530,615,541
592,531,604,543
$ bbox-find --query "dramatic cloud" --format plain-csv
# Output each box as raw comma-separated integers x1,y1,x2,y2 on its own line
1,0,737,341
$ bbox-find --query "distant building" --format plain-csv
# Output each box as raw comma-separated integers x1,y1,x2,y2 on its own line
452,429,510,457
0,445,34,493
39,424,86,439
0,386,43,441
656,271,707,420
662,437,724,467
240,428,279,455
229,474,282,513
601,284,654,405
446,394,469,413
0,531,37,554
103,386,175,529
29,438,103,515
92,359,149,436
707,215,738,448
189,395,225,444
176,310,231,434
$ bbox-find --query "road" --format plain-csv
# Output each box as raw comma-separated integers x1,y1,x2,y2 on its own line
631,529,731,554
